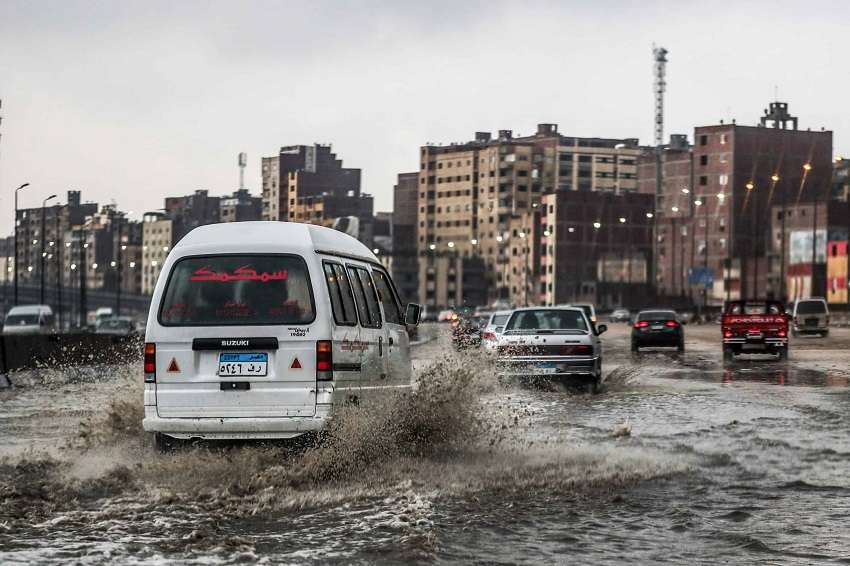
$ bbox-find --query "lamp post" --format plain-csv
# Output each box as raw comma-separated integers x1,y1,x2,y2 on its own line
13,183,29,305
55,205,65,330
40,194,57,304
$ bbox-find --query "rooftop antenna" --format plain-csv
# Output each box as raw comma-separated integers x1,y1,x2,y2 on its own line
238,152,247,191
653,45,668,147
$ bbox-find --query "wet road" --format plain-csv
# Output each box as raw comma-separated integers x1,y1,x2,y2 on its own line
2,323,850,564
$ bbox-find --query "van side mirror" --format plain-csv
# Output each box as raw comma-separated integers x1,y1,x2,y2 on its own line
405,303,422,326
596,324,608,335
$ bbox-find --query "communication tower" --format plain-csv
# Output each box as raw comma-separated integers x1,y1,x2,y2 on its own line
238,152,247,191
653,46,668,147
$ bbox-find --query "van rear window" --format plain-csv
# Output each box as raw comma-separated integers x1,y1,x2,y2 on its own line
159,255,315,326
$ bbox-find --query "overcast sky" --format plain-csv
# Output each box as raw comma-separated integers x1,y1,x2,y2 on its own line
1,0,848,234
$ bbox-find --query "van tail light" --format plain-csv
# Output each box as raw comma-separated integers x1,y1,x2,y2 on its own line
777,329,787,338
723,329,733,338
665,320,680,328
144,343,156,383
482,331,497,341
316,340,333,381
634,321,649,328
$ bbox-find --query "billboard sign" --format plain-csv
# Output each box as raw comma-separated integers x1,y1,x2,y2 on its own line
789,229,826,264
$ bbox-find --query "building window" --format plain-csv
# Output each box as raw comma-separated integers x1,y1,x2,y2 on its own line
720,133,728,144
700,155,708,166
700,135,708,146
699,176,708,186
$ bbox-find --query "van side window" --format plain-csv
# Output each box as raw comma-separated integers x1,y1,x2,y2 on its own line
347,266,382,328
323,261,357,326
371,269,403,325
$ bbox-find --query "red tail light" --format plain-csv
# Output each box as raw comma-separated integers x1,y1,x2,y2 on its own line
144,343,156,383
723,330,733,338
634,321,649,328
482,331,497,341
777,329,787,338
665,320,680,328
316,340,333,380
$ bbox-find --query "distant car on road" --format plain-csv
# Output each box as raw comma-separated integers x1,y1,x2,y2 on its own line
608,308,631,323
569,303,597,330
3,305,55,335
631,310,684,353
480,309,513,351
722,300,789,361
791,297,829,337
95,316,138,337
496,307,606,393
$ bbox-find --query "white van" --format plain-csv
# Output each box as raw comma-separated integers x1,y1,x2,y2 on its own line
3,305,55,335
142,221,421,450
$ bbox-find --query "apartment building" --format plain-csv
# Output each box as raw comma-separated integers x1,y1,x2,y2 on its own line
416,124,645,309
392,172,419,303
141,212,173,295
538,191,654,309
261,144,362,221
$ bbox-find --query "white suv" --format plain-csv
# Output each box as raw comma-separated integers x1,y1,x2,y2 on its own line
792,297,829,337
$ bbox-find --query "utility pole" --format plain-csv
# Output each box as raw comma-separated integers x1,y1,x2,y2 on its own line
652,45,668,298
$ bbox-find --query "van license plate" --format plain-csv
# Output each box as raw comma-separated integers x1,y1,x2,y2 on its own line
218,353,268,377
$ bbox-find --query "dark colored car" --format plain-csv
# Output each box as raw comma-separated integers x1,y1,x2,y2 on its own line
631,310,684,353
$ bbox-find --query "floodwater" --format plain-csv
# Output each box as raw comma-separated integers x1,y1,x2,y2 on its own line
2,325,850,564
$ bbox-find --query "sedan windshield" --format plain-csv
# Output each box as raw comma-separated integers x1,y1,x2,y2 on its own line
505,309,588,332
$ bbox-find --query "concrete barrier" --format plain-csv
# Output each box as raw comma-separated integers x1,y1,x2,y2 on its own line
2,333,142,373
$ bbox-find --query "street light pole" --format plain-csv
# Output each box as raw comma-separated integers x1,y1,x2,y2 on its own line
39,194,57,304
55,206,65,330
13,183,29,305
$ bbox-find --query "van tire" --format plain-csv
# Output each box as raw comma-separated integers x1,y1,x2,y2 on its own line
777,347,789,362
154,432,179,453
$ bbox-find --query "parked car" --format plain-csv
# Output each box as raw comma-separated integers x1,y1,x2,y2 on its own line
631,310,684,353
791,297,829,337
95,316,138,337
3,305,55,335
608,308,631,323
721,300,788,361
496,307,606,393
480,309,513,351
142,221,421,451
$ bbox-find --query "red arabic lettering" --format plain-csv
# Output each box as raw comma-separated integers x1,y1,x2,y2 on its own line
190,265,289,283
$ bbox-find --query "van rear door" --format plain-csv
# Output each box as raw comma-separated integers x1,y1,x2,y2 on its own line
153,254,317,419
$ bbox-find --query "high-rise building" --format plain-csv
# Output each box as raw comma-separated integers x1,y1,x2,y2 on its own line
261,144,363,220
417,124,644,310
538,191,654,308
391,172,419,304
141,212,173,295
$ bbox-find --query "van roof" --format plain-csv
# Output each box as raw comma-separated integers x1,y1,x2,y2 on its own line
7,304,52,315
174,221,378,263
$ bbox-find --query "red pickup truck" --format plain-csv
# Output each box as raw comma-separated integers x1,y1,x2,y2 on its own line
721,300,789,361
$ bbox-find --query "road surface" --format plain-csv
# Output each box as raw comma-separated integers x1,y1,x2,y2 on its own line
1,322,849,564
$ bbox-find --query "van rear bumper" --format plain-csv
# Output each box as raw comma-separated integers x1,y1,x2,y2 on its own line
142,404,331,440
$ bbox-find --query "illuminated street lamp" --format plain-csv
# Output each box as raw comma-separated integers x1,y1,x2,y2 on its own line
619,217,626,223
681,188,690,194
593,222,601,229
646,212,654,219
746,181,754,191
428,243,436,251
803,163,812,172
13,182,30,305
694,199,703,206
470,238,478,246
447,241,455,249
40,194,57,304
771,174,780,182
671,206,679,213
